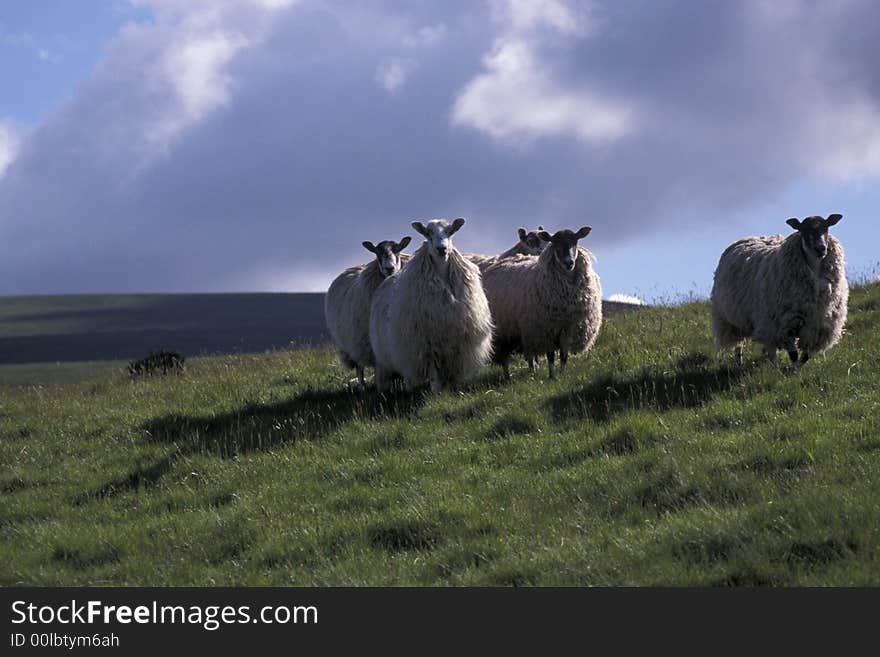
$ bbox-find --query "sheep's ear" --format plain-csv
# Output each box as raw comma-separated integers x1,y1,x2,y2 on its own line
394,236,412,252
825,214,842,227
447,217,465,236
574,226,592,240
412,222,428,237
537,231,552,243
362,241,377,253
518,228,528,241
786,218,801,230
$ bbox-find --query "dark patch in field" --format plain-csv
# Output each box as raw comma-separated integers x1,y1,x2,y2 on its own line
142,386,424,457
484,414,536,441
784,538,856,567
710,570,784,587
368,520,443,552
630,469,747,516
548,355,752,424
73,456,173,504
487,567,538,587
727,455,814,485
673,534,744,565
1,477,41,494
52,543,121,570
595,427,663,456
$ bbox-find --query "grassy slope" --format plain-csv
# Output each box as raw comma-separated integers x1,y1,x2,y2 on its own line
1,285,879,586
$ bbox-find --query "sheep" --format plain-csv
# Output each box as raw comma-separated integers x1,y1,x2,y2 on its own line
711,214,848,369
481,226,603,379
369,218,493,393
324,236,411,389
466,226,548,270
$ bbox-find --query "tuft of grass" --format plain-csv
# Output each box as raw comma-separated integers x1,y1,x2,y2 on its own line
1,284,880,585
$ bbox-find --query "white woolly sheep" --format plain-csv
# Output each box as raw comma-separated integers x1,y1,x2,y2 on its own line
481,226,603,379
466,226,548,270
369,218,493,393
711,214,848,368
325,236,411,389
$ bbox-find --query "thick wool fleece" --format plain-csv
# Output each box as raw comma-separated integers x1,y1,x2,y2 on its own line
467,238,543,272
711,232,848,355
325,260,387,370
369,243,493,389
482,246,602,362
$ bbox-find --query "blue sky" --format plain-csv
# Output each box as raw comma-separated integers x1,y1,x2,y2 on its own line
1,1,878,300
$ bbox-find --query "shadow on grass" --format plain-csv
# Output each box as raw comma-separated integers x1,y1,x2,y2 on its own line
548,352,754,424
141,386,425,457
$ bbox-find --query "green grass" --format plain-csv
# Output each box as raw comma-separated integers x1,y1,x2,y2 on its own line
1,286,879,585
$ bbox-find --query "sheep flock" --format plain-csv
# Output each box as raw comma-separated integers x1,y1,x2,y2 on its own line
324,213,849,393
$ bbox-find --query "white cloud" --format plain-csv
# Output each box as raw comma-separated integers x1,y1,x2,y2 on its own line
490,0,588,35
607,293,644,305
147,30,248,149
452,38,633,143
0,122,19,178
375,58,418,94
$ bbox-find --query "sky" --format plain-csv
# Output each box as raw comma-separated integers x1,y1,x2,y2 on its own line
1,0,878,302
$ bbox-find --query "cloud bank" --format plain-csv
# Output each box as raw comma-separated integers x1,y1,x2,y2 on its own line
1,0,879,294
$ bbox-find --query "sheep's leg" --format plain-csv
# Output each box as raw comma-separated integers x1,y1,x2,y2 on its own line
787,350,799,365
528,357,536,374
547,351,556,380
559,350,568,375
428,364,443,393
502,359,510,380
799,351,811,367
375,366,390,394
733,343,744,367
763,345,780,367
356,366,366,392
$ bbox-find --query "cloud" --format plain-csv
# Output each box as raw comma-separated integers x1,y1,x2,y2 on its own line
375,58,418,93
0,122,19,178
1,0,880,295
452,38,633,143
607,293,644,306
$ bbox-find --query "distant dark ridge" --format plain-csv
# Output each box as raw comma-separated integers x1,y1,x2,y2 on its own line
0,293,328,365
0,293,642,365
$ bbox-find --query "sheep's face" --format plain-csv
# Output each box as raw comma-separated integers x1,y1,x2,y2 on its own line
363,236,412,277
537,226,592,272
412,218,465,261
786,214,842,261
517,226,549,255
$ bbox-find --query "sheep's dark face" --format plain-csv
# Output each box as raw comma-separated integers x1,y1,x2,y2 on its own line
537,226,592,272
412,218,465,261
363,236,412,277
517,226,549,255
787,214,842,261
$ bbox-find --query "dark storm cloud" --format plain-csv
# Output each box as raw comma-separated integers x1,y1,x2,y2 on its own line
1,0,878,294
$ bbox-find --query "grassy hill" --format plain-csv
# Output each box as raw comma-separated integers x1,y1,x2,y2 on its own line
1,284,879,585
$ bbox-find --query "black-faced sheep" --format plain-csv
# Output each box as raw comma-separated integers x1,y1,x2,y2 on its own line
711,214,848,368
325,236,411,389
467,226,548,270
369,218,493,393
481,226,603,379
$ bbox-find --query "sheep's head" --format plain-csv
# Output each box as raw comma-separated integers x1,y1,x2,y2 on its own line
412,218,465,261
362,236,412,277
517,226,549,255
786,214,842,261
537,226,592,272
